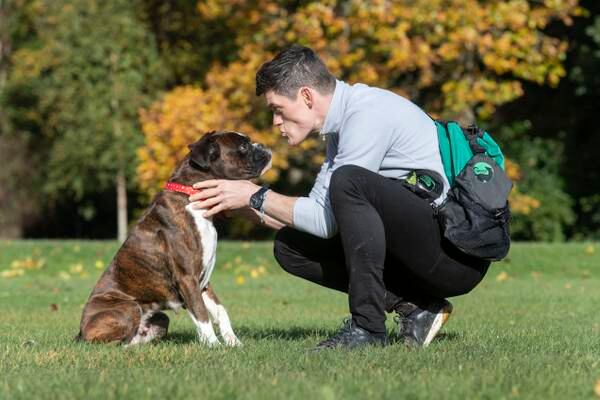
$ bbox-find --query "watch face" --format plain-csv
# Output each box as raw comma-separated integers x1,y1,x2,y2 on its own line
250,187,268,210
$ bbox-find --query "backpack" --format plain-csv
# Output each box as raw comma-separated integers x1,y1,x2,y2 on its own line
434,121,513,261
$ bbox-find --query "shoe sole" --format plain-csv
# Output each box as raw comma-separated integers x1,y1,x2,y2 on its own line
422,304,452,347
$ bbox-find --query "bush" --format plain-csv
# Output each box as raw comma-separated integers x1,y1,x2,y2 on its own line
495,121,575,241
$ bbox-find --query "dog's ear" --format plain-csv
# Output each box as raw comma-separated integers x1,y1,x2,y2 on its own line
189,131,219,170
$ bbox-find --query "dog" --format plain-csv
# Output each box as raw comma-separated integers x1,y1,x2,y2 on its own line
76,131,272,346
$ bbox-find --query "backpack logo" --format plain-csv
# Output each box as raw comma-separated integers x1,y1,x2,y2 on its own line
418,175,435,190
473,162,493,182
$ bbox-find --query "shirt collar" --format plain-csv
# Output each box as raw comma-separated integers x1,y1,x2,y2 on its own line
320,80,347,137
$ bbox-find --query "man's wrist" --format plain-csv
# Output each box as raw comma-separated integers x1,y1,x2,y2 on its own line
258,190,270,224
249,185,270,211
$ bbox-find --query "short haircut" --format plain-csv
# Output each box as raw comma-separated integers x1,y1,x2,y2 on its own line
255,45,336,98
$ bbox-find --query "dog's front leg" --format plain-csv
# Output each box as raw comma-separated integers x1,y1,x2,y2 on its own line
179,276,221,346
202,284,242,347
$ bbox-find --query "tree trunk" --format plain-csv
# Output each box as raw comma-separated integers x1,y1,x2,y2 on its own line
116,167,127,243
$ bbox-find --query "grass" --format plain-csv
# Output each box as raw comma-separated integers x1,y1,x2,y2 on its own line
1,240,599,399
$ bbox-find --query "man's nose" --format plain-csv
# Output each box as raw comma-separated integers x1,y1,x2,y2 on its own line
273,114,283,126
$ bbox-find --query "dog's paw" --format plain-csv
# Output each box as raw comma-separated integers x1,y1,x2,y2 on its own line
223,333,242,347
197,334,221,347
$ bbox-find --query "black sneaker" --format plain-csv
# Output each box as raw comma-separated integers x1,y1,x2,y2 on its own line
395,299,453,347
313,318,388,351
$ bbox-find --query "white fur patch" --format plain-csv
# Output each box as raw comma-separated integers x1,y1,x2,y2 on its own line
167,300,182,313
185,204,217,290
188,311,220,346
128,310,160,346
202,291,242,347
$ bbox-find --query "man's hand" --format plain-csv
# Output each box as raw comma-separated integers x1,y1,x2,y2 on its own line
189,179,260,218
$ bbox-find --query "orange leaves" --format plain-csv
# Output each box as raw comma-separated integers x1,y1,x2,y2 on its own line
504,160,541,216
136,0,580,197
137,86,232,197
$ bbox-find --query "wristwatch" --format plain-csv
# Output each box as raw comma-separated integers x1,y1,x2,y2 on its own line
249,185,270,211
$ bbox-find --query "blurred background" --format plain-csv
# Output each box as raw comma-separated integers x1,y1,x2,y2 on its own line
0,0,598,242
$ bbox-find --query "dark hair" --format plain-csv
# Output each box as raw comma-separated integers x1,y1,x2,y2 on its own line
255,45,336,98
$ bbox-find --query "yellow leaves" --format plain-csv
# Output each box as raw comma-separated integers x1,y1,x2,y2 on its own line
510,191,541,215
2,256,45,279
594,378,600,397
10,257,45,271
504,159,542,216
496,271,510,282
1,269,25,278
504,159,521,181
229,255,269,285
137,0,580,196
585,244,596,256
235,275,246,285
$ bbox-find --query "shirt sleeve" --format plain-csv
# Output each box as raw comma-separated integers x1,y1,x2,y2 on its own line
293,158,338,239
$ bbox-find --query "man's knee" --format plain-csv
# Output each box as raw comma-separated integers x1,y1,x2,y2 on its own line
273,227,298,274
330,165,370,206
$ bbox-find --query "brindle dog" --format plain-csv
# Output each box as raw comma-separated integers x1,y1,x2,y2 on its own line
76,131,271,346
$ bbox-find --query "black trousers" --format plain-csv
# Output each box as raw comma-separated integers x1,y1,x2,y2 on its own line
274,165,490,334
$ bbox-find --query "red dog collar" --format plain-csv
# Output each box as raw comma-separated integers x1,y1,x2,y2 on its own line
164,182,200,196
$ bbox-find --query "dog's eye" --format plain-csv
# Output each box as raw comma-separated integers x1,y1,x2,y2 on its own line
239,142,249,154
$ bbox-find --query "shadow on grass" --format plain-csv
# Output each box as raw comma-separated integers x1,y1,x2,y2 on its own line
162,326,460,345
162,325,328,344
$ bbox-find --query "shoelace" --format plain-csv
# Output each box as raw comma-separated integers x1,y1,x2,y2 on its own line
316,318,355,348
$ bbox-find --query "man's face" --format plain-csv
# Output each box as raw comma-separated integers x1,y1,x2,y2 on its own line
265,89,316,146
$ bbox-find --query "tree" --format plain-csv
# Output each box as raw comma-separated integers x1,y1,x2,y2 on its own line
6,0,165,241
138,0,581,226
495,0,600,239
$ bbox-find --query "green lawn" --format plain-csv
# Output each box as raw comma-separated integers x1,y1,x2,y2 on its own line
1,240,599,399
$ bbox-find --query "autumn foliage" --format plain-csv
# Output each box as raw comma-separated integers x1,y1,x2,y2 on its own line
138,0,582,211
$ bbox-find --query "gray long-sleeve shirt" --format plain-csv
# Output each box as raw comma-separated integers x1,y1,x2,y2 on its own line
292,80,449,239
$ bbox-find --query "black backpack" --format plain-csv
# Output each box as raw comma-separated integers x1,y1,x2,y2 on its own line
434,121,513,261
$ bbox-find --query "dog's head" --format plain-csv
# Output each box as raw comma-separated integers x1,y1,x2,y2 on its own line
187,131,272,180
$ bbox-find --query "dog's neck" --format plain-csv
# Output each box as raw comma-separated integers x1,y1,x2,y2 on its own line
167,155,213,187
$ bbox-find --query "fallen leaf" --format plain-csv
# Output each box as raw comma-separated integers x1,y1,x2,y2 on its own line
49,303,58,312
585,244,595,255
2,269,25,278
496,271,509,282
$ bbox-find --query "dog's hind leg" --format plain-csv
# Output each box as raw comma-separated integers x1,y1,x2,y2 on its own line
179,276,221,346
202,284,242,347
80,301,141,344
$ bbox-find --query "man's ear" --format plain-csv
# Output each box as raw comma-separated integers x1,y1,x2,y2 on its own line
189,131,218,170
300,87,313,109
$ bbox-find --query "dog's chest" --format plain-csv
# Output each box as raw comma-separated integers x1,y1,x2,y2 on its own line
185,204,217,289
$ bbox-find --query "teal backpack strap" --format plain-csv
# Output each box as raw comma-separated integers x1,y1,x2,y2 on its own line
477,132,505,170
434,121,454,184
434,119,505,185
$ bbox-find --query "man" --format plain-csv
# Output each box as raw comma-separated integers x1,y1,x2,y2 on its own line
189,45,490,350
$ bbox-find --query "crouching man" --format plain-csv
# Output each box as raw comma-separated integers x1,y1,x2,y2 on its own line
190,45,490,350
